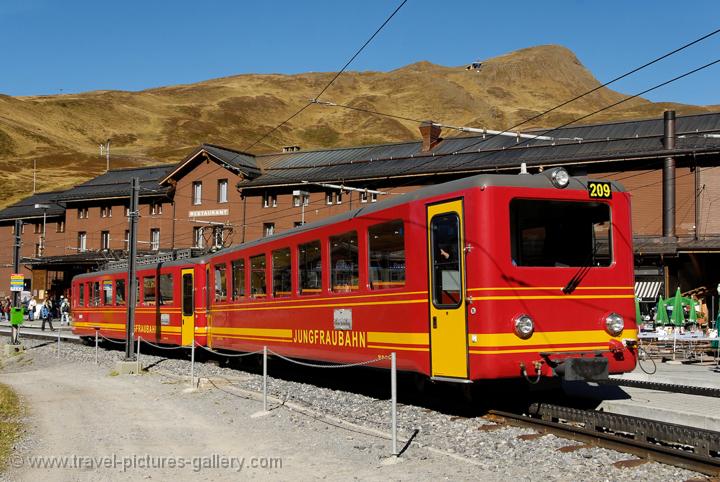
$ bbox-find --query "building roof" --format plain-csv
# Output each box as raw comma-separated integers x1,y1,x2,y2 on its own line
0,190,67,222
159,144,260,185
237,112,720,189
54,164,174,203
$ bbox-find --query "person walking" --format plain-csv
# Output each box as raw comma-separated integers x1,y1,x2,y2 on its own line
27,297,37,322
60,296,70,326
40,299,54,331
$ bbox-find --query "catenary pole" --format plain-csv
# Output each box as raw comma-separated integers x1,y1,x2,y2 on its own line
125,178,140,360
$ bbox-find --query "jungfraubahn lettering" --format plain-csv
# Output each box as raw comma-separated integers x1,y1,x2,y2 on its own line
292,329,366,348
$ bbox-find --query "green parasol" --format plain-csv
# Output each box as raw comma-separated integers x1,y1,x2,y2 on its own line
656,295,669,325
671,287,684,327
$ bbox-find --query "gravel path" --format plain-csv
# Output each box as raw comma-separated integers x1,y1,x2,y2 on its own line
0,336,703,481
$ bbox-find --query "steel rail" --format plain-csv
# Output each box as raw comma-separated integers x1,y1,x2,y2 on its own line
600,378,720,398
488,405,720,477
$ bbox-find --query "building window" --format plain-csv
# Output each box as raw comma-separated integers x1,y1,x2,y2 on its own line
192,181,202,205
56,221,65,233
33,223,41,234
101,231,110,250
263,223,275,237
101,206,112,218
124,230,130,251
263,192,277,208
218,179,228,203
326,192,333,205
150,201,163,216
371,192,378,203
150,229,160,251
35,243,41,257
336,192,342,204
326,192,343,205
292,191,309,207
193,227,204,248
78,207,89,219
78,232,87,252
360,191,368,203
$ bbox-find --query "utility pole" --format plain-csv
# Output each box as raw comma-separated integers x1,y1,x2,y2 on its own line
125,178,139,360
11,220,21,344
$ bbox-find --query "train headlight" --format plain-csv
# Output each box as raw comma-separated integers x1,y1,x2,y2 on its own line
550,167,570,189
605,312,624,336
514,314,534,339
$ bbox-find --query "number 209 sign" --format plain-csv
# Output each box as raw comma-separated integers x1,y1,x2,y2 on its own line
587,181,612,199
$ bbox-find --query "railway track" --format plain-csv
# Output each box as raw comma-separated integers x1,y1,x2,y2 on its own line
600,378,720,398
489,404,720,476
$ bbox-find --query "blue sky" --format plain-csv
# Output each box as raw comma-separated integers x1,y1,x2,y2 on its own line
1,0,718,105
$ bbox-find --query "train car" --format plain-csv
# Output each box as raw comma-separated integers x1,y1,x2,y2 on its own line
72,169,638,383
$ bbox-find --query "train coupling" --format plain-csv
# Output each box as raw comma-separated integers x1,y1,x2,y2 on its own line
551,356,609,381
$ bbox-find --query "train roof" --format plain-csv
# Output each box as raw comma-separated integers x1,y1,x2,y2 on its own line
73,172,624,279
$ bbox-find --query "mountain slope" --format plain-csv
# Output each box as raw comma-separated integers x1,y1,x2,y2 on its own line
0,44,714,208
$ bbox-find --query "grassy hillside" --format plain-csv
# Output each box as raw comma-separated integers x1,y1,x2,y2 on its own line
0,44,714,208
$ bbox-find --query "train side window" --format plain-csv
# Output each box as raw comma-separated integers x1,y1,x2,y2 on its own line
232,259,245,300
143,276,156,305
79,283,84,306
369,220,405,290
330,231,359,293
116,279,126,306
250,254,267,298
159,274,174,305
272,248,291,298
102,280,113,306
299,241,322,295
91,282,100,306
214,264,227,302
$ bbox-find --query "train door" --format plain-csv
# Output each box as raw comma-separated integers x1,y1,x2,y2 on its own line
181,268,194,346
427,199,468,379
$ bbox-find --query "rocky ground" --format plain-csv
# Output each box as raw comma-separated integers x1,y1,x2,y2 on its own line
0,335,705,481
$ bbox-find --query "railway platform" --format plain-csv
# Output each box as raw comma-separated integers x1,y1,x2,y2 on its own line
565,361,720,432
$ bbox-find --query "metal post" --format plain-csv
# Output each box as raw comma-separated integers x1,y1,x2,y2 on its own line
136,337,141,374
190,340,195,388
125,178,140,360
95,328,99,365
391,352,397,456
662,110,676,238
263,346,268,412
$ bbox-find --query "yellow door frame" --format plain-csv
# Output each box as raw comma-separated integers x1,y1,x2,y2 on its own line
427,199,469,379
181,268,194,346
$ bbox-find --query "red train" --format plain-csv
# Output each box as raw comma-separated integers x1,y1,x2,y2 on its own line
72,169,638,383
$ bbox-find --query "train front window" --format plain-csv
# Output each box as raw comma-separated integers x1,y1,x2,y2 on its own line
510,199,612,267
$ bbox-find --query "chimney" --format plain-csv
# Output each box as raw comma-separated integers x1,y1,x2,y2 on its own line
662,110,676,238
419,121,442,152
